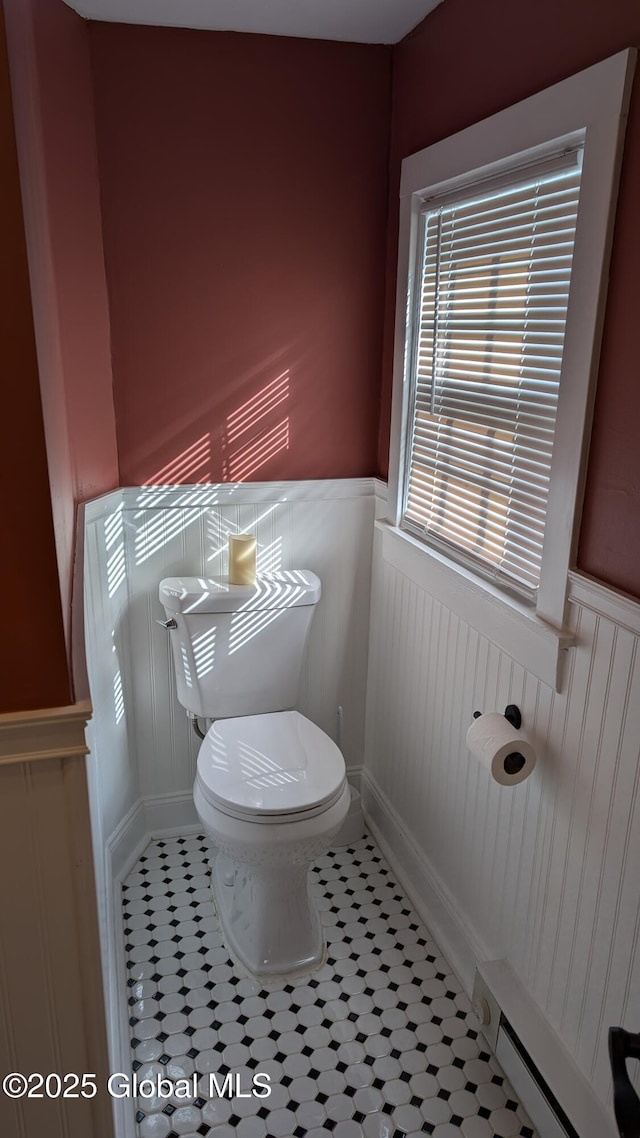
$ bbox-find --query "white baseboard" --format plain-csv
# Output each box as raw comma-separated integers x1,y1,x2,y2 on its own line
346,765,362,794
143,790,200,836
361,768,493,994
102,862,137,1138
104,793,189,1138
104,803,149,1138
108,798,148,881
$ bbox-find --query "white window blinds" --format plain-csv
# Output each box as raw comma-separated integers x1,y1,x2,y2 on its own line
402,150,583,596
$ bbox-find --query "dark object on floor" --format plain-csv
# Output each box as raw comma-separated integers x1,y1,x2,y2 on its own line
610,1027,640,1137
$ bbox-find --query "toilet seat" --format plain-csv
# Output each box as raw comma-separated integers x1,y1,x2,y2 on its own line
196,710,346,823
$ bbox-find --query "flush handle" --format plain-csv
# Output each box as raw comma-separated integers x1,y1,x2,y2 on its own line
156,618,177,630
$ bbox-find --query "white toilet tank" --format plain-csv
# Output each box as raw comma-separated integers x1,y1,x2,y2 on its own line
159,570,321,719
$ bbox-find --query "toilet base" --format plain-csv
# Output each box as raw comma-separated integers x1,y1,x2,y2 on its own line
212,853,326,981
195,780,351,980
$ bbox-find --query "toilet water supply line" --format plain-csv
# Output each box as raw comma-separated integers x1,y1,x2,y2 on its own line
187,711,207,740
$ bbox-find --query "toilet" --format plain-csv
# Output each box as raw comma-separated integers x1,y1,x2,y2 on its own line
158,570,350,979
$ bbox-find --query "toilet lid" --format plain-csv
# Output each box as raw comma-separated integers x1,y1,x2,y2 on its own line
196,711,346,819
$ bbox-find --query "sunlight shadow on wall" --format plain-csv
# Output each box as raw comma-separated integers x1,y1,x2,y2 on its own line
225,372,290,446
134,434,217,565
105,502,126,599
113,668,125,725
143,433,212,488
135,504,206,566
131,368,293,569
257,537,283,576
222,371,290,482
205,511,240,569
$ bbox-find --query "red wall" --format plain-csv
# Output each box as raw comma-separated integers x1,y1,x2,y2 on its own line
88,25,391,486
381,0,640,597
0,4,70,712
25,0,118,504
3,0,118,682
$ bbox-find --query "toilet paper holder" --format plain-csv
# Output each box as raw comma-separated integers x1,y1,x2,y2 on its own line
471,705,525,777
472,703,522,730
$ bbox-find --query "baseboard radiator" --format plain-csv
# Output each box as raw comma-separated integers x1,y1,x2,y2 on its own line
472,961,617,1138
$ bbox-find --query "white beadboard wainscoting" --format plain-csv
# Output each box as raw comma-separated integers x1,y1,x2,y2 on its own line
363,491,640,1128
83,478,376,846
82,493,144,1138
0,703,112,1138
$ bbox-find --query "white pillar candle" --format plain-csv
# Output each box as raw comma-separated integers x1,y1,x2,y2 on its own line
228,534,257,585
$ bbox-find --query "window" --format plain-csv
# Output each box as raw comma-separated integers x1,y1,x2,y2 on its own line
386,50,635,668
403,148,583,599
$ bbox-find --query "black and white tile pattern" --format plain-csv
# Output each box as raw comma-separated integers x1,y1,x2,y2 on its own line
121,835,536,1138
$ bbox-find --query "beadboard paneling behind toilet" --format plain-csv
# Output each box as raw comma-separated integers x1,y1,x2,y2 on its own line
86,480,375,809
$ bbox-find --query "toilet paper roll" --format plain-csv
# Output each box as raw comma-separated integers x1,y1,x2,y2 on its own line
228,534,257,585
466,712,536,786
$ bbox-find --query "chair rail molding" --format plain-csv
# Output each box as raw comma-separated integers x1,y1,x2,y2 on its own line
0,698,92,764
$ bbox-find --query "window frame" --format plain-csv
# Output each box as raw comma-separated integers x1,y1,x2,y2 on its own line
386,49,635,662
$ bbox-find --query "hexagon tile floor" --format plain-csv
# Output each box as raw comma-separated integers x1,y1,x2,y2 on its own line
121,834,536,1138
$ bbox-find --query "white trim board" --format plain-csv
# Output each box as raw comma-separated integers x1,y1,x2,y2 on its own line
568,569,640,635
144,791,200,837
61,0,443,46
377,519,572,691
84,477,378,524
107,798,148,882
104,803,154,1138
105,822,147,1138
0,699,92,764
373,478,388,503
376,528,640,693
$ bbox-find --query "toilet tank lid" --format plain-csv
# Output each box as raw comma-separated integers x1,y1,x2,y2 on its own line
159,570,321,614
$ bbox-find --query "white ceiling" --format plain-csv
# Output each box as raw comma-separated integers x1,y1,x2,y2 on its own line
61,0,444,45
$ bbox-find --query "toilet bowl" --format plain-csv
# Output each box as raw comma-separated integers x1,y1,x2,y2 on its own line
194,709,350,978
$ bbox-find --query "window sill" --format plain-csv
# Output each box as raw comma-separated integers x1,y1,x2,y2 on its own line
376,520,573,692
